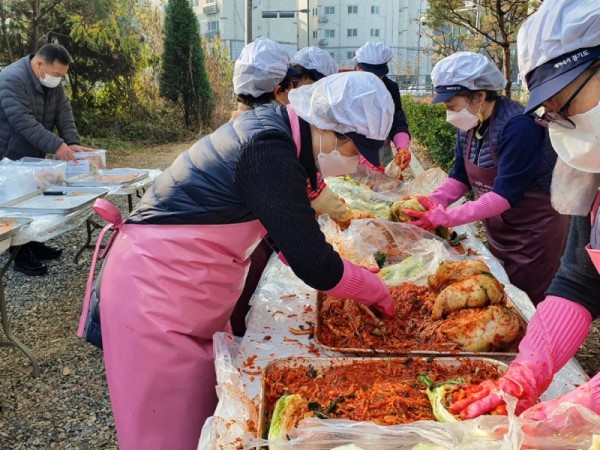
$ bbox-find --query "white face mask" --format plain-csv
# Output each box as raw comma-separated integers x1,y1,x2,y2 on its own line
548,101,600,173
316,135,360,178
40,74,63,88
446,107,480,131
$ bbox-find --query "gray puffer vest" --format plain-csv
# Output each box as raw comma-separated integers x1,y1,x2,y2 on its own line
128,104,293,225
458,97,556,194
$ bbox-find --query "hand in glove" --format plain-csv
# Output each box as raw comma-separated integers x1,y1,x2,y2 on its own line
428,178,469,208
402,192,511,231
449,296,592,419
521,372,600,420
392,133,411,170
311,185,373,229
324,259,394,317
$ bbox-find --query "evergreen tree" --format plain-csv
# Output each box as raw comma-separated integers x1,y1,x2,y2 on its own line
160,0,213,128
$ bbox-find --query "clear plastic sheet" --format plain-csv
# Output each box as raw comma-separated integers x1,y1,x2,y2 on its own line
0,164,37,203
199,171,593,449
318,215,460,285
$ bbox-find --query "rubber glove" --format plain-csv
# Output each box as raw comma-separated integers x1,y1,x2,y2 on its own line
311,185,374,229
324,259,394,317
449,296,593,419
402,192,511,230
428,177,469,208
359,155,385,173
392,133,411,170
521,372,600,420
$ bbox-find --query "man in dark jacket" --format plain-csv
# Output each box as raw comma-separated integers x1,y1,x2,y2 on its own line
0,44,91,275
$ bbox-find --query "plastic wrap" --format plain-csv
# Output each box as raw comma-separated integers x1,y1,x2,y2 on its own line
0,164,37,204
319,215,460,285
199,170,593,449
10,157,67,188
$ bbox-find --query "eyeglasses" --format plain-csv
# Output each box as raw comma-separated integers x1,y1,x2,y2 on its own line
534,66,599,129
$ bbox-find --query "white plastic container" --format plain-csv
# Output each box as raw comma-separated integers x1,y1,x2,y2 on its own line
17,157,67,188
66,149,107,177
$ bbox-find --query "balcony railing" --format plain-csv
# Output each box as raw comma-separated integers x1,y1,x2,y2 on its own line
204,30,220,39
203,4,219,15
318,39,329,46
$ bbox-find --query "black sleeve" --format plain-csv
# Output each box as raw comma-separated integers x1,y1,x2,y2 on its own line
382,77,410,138
234,131,344,291
547,215,600,319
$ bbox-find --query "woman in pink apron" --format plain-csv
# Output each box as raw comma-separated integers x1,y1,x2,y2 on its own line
448,0,600,420
404,51,569,305
83,38,397,450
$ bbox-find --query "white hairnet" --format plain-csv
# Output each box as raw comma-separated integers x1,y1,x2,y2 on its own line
354,41,393,65
431,51,507,91
292,47,338,77
517,0,600,113
233,37,289,97
288,71,393,141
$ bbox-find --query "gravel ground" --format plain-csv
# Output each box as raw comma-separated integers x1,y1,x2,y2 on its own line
0,142,598,450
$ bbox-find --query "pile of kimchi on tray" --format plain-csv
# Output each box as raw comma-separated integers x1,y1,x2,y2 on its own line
258,356,507,437
316,259,527,357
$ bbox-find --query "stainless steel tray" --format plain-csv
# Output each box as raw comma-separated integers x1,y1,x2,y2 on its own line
0,217,33,240
258,356,508,438
0,187,109,214
65,169,149,187
315,290,527,359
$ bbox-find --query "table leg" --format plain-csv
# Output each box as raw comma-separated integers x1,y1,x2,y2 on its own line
73,218,104,265
0,246,40,378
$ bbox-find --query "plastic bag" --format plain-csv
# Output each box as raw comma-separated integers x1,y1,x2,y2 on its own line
319,215,461,285
12,157,67,188
0,163,37,203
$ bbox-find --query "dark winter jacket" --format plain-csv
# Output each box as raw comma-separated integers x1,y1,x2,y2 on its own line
0,55,80,160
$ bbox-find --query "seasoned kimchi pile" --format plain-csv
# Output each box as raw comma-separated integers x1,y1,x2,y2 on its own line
317,260,525,353
263,358,502,426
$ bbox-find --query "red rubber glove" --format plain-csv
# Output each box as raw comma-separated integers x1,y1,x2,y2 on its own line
449,296,592,419
324,259,394,317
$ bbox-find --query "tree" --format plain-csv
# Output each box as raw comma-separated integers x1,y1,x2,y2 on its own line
423,0,543,97
160,0,213,129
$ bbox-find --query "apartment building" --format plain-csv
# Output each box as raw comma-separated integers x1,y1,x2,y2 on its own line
152,0,434,87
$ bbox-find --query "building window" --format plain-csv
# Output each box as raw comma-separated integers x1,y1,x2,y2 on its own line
347,5,358,14
313,8,318,15
313,30,318,38
325,29,335,38
190,0,198,6
205,0,216,3
207,20,219,32
371,5,380,14
324,6,335,15
347,28,358,37
370,28,380,37
347,51,354,59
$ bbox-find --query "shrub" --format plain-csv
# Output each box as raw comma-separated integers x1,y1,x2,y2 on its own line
402,95,456,172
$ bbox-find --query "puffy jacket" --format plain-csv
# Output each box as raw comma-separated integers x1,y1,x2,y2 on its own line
458,96,556,194
0,55,80,160
129,104,295,225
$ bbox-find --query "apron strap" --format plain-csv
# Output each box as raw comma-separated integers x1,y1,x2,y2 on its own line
76,199,124,337
286,104,302,158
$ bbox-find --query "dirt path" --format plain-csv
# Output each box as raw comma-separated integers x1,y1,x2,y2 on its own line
107,139,197,170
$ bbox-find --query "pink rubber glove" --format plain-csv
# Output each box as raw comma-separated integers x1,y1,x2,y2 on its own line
521,372,600,420
392,133,411,170
325,259,394,317
359,155,385,173
428,178,469,208
403,192,511,230
450,296,593,419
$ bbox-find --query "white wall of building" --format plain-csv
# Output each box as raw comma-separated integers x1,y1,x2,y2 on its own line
192,0,433,86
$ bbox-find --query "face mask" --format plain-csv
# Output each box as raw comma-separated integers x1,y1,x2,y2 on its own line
446,107,480,131
548,101,600,173
316,135,360,178
40,74,63,88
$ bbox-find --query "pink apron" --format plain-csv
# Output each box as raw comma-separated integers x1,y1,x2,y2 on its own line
89,201,266,450
586,191,600,274
464,130,569,304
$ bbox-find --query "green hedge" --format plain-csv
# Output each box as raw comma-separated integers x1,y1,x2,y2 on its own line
402,95,456,172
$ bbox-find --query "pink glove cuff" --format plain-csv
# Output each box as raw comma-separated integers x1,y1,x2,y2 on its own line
392,132,410,151
431,191,510,228
324,259,366,299
428,178,469,208
514,296,592,372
